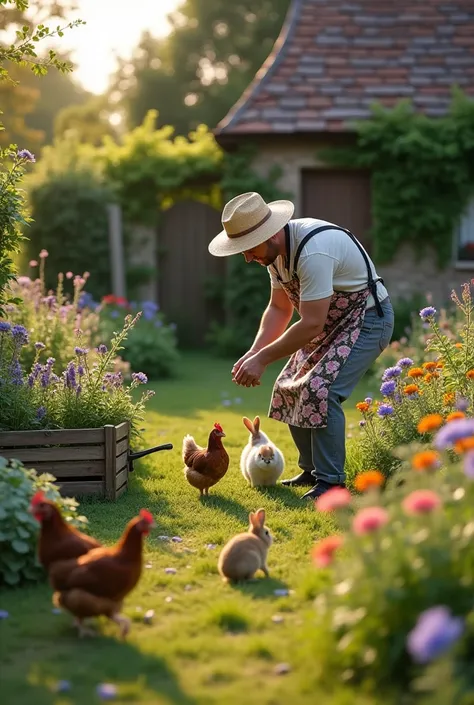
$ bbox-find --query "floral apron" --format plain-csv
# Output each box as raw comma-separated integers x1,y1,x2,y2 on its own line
268,224,385,429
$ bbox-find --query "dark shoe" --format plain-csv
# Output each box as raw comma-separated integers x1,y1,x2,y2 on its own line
301,481,346,501
281,471,315,487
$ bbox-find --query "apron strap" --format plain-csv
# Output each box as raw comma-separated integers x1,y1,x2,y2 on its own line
270,223,291,283
293,225,385,318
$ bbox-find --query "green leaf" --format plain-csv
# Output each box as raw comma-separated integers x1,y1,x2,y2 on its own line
12,539,29,554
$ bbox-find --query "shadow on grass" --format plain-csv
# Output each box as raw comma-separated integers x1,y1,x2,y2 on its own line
252,484,310,509
198,493,248,521
227,575,290,600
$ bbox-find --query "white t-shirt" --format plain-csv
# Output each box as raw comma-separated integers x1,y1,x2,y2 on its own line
268,218,389,310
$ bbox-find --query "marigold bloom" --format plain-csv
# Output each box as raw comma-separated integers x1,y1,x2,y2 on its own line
312,535,343,567
407,367,423,379
467,370,474,380
446,411,466,422
404,384,420,396
417,414,443,434
412,450,441,471
403,490,442,515
422,362,437,371
443,392,455,405
436,361,444,369
352,507,389,535
315,487,351,512
356,401,370,413
424,372,439,383
455,343,463,349
454,436,474,454
354,470,385,492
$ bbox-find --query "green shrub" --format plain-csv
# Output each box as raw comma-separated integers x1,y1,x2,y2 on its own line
0,456,89,586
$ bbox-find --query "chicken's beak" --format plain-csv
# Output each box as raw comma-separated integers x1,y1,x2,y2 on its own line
218,431,226,437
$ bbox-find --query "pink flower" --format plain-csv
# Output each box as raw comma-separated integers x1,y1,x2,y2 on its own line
403,490,442,515
352,507,389,535
337,345,351,357
272,411,282,421
351,330,360,343
83,271,90,279
326,360,340,374
316,487,351,512
335,297,349,309
319,400,328,415
29,260,38,267
302,404,313,418
316,387,328,400
301,388,310,401
310,376,324,391
74,276,86,287
66,271,73,279
312,535,343,567
310,412,322,425
272,393,283,408
335,333,346,344
39,249,48,258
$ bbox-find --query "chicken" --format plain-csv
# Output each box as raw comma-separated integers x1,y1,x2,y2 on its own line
182,422,229,496
48,509,155,638
30,491,102,571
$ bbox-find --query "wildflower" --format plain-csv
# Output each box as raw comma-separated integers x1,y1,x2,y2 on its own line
10,359,23,386
382,366,403,381
455,397,470,412
412,451,441,472
466,370,474,380
380,380,397,396
377,404,394,417
443,392,455,406
354,470,384,492
419,306,437,321
0,321,11,333
423,362,437,371
74,346,89,356
77,365,85,377
312,536,343,568
455,342,463,349
46,357,55,367
352,507,389,535
36,406,46,420
29,260,38,267
40,366,51,388
315,487,351,513
102,294,117,305
408,367,424,379
97,344,108,354
39,249,48,258
65,362,77,389
436,361,444,369
356,401,370,413
11,324,29,345
359,420,366,427
446,411,465,422
96,683,118,700
66,271,73,279
406,606,463,664
34,342,45,351
403,490,442,515
463,452,474,479
404,384,420,396
398,357,414,368
424,372,439,383
434,418,474,449
17,148,36,162
132,372,148,385
454,437,474,454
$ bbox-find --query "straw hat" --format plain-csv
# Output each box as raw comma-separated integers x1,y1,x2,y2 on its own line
208,192,294,257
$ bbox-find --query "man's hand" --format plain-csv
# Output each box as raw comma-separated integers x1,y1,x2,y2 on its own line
233,352,266,387
232,350,257,379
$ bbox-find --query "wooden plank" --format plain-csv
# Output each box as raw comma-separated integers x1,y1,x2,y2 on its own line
115,467,128,491
116,482,128,499
104,425,117,501
116,422,129,442
116,450,128,473
115,437,128,457
0,428,104,447
2,445,105,463
23,460,105,477
57,481,104,497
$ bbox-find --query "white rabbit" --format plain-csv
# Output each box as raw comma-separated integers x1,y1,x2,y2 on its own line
240,416,285,487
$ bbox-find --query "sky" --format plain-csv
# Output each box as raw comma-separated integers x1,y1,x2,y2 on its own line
60,0,180,94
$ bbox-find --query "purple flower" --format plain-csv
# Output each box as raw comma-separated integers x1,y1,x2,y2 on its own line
377,403,394,417
11,324,29,345
0,321,11,333
65,362,77,389
365,397,373,404
398,357,414,368
382,366,403,382
77,365,85,377
419,306,437,321
434,418,474,449
464,452,474,479
407,606,463,664
97,344,108,354
10,359,23,386
110,310,119,319
76,385,82,396
142,300,159,321
17,148,36,162
132,372,148,385
96,683,118,700
34,342,45,351
43,295,56,309
359,420,366,427
74,346,88,356
455,397,470,412
380,380,397,396
0,610,9,619
46,357,55,367
36,406,46,420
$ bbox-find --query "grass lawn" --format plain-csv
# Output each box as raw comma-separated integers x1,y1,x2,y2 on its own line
0,354,375,705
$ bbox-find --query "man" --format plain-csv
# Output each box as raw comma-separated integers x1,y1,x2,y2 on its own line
208,192,394,499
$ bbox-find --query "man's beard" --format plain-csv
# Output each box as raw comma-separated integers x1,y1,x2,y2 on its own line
257,241,280,266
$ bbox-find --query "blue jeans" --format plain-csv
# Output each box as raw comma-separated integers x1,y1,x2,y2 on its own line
288,297,395,485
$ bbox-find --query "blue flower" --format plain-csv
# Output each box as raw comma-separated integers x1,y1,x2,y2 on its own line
381,366,402,382
34,342,45,351
377,403,394,417
398,357,413,368
10,359,23,386
17,148,36,162
380,380,397,396
132,372,148,385
74,346,88,356
36,406,46,420
97,344,108,354
0,321,11,333
11,324,29,345
435,418,474,449
407,606,463,664
419,306,437,321
365,397,373,404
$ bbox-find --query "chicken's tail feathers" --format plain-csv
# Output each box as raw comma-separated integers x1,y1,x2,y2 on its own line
182,434,201,463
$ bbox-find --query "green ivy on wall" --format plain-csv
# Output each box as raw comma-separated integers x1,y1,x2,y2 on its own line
320,89,474,267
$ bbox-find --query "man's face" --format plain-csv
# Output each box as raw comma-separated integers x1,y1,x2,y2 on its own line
242,235,280,267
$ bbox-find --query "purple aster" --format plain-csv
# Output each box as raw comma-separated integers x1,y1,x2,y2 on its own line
406,606,463,664
17,148,36,162
434,418,474,449
40,366,51,387
377,403,394,417
11,324,29,345
380,380,397,396
419,306,437,321
36,406,46,420
74,346,88,356
0,321,11,333
132,372,148,385
97,344,108,354
398,357,414,368
34,342,45,351
382,366,403,382
464,452,474,479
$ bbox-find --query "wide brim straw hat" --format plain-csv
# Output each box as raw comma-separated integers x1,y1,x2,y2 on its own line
208,191,295,257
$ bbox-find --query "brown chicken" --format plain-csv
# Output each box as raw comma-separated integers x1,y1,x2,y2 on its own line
182,422,229,496
48,509,155,638
30,491,102,571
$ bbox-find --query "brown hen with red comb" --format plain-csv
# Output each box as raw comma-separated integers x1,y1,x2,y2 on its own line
182,422,229,496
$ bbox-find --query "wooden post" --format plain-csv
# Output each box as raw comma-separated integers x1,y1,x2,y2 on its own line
104,424,117,501
107,203,126,298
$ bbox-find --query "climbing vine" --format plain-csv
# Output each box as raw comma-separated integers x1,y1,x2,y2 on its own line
321,89,474,267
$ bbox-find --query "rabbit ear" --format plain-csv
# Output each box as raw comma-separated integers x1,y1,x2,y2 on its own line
255,508,266,527
249,511,257,527
243,416,255,434
253,416,260,434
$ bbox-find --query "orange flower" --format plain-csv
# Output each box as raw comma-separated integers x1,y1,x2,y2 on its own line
404,384,420,396
454,437,474,454
356,401,370,413
444,392,455,405
408,367,424,379
417,414,443,434
455,343,463,349
424,372,439,383
354,470,385,492
412,450,441,471
446,411,466,422
467,370,474,380
436,361,444,369
422,362,437,371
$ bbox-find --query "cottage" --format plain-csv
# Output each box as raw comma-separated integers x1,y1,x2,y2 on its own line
215,0,474,304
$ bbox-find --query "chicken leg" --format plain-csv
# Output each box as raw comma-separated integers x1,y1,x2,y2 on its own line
111,613,131,638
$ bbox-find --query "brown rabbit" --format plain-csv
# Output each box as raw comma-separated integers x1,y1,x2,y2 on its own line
217,509,273,582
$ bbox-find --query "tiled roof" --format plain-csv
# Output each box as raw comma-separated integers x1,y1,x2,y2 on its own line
216,0,474,136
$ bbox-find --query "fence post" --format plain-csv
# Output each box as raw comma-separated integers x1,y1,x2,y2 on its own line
107,203,126,298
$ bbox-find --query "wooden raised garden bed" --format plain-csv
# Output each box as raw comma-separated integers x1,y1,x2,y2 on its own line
0,422,130,500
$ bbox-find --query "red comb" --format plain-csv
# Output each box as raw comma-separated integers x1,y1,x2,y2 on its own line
31,491,45,506
139,509,153,524
214,422,223,433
